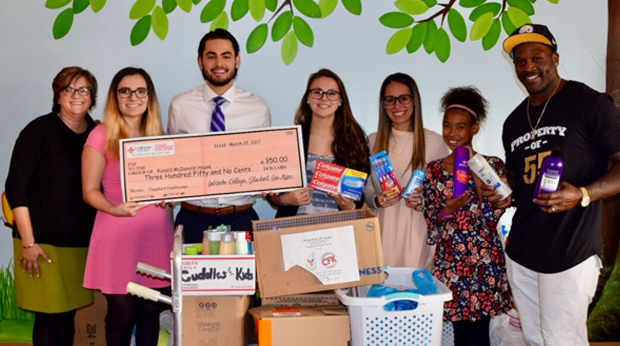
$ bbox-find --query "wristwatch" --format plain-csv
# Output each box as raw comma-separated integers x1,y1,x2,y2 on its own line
579,187,590,207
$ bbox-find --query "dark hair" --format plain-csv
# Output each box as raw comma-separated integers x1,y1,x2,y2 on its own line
372,72,426,171
52,66,98,113
294,69,370,174
440,86,488,124
198,29,240,57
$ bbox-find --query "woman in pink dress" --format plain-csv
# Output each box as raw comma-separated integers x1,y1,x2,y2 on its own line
82,67,173,346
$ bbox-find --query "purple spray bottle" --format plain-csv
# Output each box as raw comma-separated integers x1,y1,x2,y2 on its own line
453,147,470,198
534,147,564,203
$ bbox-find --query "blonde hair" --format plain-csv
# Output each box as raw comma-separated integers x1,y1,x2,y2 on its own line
103,67,164,160
372,73,426,171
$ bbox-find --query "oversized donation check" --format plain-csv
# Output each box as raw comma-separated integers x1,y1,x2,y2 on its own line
119,126,306,203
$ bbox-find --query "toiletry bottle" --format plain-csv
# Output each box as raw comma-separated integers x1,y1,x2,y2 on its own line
534,147,564,201
208,231,221,255
403,169,426,196
453,147,470,198
246,232,253,255
467,154,512,200
219,233,236,255
185,246,198,255
235,232,249,255
202,230,210,255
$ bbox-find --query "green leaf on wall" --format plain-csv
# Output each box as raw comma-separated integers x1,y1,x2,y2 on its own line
379,12,414,29
448,9,467,42
395,0,429,15
89,0,106,13
421,0,437,6
293,16,314,47
507,6,531,27
163,0,178,13
193,0,202,4
281,31,298,65
319,0,337,18
547,0,559,4
176,0,192,12
423,20,437,53
470,12,493,40
469,2,501,21
272,11,293,41
73,0,89,14
46,0,72,9
265,0,277,11
53,8,74,39
508,0,534,15
482,18,501,50
247,23,268,53
342,0,362,15
407,22,426,53
249,0,265,21
210,11,229,29
231,0,249,21
201,0,226,23
434,27,450,62
152,5,168,40
293,0,321,18
501,11,517,35
130,15,151,46
387,28,412,54
130,0,156,20
459,0,486,8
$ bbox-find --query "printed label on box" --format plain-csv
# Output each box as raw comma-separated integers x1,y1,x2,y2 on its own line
174,254,256,295
310,161,367,201
280,225,360,285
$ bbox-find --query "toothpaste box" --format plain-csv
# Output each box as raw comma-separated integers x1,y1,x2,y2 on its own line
309,161,367,201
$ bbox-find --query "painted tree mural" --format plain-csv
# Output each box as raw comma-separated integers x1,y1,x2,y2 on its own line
45,0,558,64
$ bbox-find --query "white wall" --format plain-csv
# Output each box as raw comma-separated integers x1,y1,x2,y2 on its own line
0,1,608,266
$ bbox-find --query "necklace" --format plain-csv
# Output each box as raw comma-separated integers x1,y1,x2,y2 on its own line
526,78,562,139
389,130,413,158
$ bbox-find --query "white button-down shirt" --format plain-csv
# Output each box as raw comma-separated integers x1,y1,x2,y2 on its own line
168,82,272,207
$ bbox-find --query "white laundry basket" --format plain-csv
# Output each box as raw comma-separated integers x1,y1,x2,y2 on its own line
336,267,452,346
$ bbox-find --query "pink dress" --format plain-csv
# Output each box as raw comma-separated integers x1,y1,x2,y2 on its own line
83,125,173,294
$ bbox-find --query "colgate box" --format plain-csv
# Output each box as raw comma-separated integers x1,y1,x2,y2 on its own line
173,245,256,295
252,209,384,298
310,161,367,201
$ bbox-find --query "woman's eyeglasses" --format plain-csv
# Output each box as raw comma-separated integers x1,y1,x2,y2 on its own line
118,88,149,99
383,94,414,106
61,87,91,97
309,88,341,101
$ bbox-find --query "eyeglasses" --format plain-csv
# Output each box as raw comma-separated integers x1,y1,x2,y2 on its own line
118,88,149,99
383,94,414,106
309,88,341,101
61,87,91,97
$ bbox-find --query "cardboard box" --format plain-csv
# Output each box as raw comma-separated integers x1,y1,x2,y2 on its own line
74,290,107,346
181,295,250,346
249,305,350,346
252,210,384,298
261,291,340,307
174,249,256,295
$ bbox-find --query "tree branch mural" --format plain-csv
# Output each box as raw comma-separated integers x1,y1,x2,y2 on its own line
45,0,558,65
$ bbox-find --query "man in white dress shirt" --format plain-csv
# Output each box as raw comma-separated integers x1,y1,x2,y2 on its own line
168,29,272,243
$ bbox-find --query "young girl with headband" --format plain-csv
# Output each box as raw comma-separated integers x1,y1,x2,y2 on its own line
422,86,512,345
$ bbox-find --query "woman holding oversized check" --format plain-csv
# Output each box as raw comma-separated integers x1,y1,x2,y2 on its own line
271,69,370,217
82,67,172,346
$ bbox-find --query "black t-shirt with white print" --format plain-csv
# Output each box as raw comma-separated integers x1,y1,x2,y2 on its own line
502,81,620,273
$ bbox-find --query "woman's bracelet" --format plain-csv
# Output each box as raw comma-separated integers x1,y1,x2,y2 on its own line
22,242,36,249
441,209,455,219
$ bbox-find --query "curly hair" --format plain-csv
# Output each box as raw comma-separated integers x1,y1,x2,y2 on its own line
440,86,488,125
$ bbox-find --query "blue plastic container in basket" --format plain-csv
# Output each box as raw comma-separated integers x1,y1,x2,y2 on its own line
336,267,452,346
